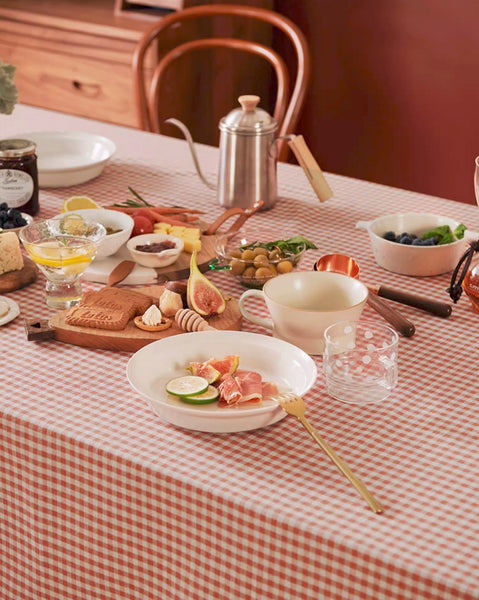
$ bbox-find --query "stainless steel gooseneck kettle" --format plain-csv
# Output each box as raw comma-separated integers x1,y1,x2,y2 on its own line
166,94,332,210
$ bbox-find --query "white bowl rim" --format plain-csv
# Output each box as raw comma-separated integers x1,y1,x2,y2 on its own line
127,233,184,255
364,212,466,247
17,131,116,173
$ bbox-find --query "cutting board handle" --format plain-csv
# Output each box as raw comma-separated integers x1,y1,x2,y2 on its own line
203,200,263,236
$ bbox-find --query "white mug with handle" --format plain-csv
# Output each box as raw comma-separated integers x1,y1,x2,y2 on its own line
239,271,368,355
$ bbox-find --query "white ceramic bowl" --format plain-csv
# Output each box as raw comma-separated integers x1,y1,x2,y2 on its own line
20,131,116,188
0,212,33,235
357,212,471,276
59,209,133,259
127,233,184,268
126,331,317,432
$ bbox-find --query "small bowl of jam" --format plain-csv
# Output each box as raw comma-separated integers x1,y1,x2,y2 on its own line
127,233,184,268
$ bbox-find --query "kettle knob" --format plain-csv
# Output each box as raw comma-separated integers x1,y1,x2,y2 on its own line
238,95,260,112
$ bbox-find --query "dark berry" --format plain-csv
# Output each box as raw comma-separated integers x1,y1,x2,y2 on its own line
412,238,424,246
399,235,412,245
0,202,8,211
383,231,397,242
423,237,438,246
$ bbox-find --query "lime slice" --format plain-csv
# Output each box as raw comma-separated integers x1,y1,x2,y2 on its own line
60,214,88,236
166,375,209,397
180,385,220,405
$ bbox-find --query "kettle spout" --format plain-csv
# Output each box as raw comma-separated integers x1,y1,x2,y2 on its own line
164,118,216,190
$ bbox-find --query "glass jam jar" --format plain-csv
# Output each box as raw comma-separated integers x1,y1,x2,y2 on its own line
0,138,39,216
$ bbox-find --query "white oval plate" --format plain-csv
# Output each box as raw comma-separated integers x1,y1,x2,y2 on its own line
127,331,317,433
0,295,20,326
18,131,116,188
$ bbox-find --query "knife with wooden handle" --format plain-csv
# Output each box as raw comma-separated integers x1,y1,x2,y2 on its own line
369,285,452,318
366,291,416,337
107,260,136,287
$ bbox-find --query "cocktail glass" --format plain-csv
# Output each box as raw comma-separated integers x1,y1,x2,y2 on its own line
19,217,106,309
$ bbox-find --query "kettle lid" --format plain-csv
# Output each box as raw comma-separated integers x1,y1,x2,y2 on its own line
219,95,277,135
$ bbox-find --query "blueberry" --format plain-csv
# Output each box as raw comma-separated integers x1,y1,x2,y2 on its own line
7,208,21,219
399,235,412,245
0,202,8,211
383,231,397,242
423,237,438,246
13,215,27,226
412,238,424,246
2,220,15,229
0,210,7,223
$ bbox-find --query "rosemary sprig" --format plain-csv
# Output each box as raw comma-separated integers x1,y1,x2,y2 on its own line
113,187,153,208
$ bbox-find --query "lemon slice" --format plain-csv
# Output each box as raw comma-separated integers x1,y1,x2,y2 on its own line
62,196,101,212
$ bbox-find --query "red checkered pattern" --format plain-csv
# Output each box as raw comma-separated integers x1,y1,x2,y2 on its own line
1,106,478,600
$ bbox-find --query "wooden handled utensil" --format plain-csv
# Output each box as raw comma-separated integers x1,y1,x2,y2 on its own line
276,393,383,514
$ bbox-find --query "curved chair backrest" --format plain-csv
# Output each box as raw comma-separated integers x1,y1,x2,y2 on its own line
133,4,311,161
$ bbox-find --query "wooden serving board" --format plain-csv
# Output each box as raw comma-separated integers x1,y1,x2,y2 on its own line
49,285,242,352
0,257,38,293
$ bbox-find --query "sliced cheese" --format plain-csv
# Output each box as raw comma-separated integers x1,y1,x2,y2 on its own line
0,232,24,275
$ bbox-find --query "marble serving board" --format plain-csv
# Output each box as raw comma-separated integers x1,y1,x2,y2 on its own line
83,236,219,285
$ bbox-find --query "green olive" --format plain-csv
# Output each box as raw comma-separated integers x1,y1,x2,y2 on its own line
241,249,256,261
277,260,293,274
242,266,256,280
229,249,242,259
255,266,275,281
230,259,246,275
253,254,269,268
253,247,268,257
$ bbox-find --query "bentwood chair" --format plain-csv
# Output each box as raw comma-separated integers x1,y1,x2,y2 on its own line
132,4,311,161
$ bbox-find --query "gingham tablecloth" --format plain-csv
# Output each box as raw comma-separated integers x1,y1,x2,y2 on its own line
1,106,478,600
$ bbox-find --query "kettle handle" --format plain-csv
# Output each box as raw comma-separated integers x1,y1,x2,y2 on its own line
164,118,216,190
279,134,334,203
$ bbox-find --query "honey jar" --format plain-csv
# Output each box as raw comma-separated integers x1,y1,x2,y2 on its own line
0,138,39,216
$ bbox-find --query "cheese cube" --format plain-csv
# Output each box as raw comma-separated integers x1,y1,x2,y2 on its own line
0,232,24,275
182,238,202,253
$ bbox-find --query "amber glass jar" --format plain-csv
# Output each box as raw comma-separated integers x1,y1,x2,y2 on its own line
0,139,39,216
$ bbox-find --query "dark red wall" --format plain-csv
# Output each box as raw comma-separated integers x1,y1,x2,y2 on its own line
276,0,479,205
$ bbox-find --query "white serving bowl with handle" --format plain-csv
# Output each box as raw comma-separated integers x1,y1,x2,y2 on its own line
356,212,476,276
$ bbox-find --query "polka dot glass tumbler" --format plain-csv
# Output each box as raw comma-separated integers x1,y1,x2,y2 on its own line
323,321,399,404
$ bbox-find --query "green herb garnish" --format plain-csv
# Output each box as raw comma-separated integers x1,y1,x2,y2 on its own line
113,187,154,208
240,235,317,256
422,224,467,245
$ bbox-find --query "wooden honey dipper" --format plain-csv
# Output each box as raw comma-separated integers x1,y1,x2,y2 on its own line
175,309,217,332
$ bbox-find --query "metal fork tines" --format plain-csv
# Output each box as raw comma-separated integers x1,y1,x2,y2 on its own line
276,393,383,514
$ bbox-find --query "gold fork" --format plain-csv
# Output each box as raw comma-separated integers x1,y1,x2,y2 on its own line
276,393,383,514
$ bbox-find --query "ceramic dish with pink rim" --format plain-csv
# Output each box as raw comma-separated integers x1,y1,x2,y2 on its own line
126,331,317,433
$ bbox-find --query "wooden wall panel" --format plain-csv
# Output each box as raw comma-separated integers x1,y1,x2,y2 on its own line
275,0,479,205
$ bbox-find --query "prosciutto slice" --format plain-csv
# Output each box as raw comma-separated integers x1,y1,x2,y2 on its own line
218,370,274,406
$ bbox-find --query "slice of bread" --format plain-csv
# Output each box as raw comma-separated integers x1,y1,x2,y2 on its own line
0,232,24,275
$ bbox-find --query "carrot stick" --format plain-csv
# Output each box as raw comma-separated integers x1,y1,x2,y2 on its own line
104,204,204,215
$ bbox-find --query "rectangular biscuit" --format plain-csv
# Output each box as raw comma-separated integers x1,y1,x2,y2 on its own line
79,291,138,319
80,288,153,316
65,306,131,330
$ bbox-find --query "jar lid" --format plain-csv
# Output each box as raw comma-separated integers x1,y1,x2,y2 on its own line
219,95,277,135
0,139,37,158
